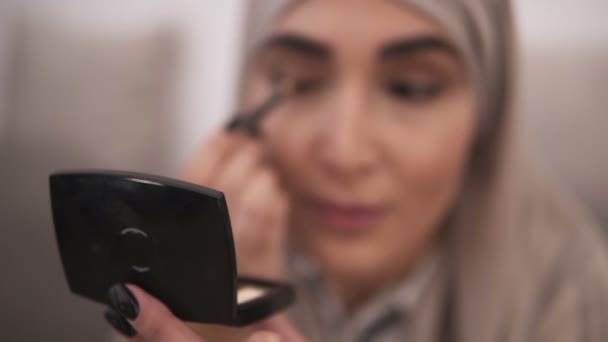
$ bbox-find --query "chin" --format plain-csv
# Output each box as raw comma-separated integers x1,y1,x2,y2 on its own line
311,236,397,281
296,226,433,287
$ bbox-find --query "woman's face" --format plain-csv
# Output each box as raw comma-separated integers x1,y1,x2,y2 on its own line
244,0,476,291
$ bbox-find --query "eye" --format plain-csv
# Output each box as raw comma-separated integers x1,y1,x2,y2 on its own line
269,65,327,96
293,78,325,95
386,80,443,102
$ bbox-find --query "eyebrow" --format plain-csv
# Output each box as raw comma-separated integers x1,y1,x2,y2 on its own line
380,36,460,60
261,33,330,59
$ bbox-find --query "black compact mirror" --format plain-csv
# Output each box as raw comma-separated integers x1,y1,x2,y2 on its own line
49,170,295,326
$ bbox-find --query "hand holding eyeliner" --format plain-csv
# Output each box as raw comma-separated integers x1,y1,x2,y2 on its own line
225,74,296,137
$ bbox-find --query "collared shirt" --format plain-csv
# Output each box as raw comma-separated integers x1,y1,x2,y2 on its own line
287,249,443,342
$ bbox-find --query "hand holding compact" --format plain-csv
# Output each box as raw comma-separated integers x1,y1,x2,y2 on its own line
106,284,304,342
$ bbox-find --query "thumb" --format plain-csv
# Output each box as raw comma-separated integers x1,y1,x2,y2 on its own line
108,283,204,342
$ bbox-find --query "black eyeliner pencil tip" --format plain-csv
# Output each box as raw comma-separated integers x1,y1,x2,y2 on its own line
224,77,294,137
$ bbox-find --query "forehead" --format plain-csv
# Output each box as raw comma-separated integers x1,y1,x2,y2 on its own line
269,0,449,52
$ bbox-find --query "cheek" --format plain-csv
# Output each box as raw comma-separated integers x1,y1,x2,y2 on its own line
386,93,477,221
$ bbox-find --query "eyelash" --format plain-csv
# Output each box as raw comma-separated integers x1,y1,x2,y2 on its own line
267,69,444,101
293,78,325,95
289,78,444,101
385,80,443,102
267,67,326,96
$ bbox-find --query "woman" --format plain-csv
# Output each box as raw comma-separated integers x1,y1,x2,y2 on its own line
105,0,608,341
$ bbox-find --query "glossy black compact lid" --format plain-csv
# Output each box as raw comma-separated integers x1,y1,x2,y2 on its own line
50,170,241,323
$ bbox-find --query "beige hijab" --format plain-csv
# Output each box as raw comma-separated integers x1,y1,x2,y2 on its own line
239,1,608,341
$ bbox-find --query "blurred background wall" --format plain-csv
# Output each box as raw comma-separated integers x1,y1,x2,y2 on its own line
516,0,608,224
0,1,245,341
0,1,605,341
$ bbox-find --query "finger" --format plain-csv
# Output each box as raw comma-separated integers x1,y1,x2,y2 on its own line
108,283,204,342
213,139,264,199
247,331,282,342
180,130,245,186
231,169,289,278
234,168,288,246
258,315,306,342
104,307,138,339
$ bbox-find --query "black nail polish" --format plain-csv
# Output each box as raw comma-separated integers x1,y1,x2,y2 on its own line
104,308,137,338
108,283,140,320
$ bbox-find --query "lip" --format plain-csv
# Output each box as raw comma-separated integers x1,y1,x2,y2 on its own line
305,197,388,233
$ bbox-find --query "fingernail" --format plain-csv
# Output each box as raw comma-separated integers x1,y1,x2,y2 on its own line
108,283,140,320
104,308,137,338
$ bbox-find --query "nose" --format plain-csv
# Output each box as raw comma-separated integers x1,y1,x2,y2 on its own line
317,81,377,178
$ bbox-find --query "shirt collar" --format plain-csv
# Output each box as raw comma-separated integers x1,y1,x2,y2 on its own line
287,245,442,323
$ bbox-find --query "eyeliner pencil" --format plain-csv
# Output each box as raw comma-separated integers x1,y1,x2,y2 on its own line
225,77,295,138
